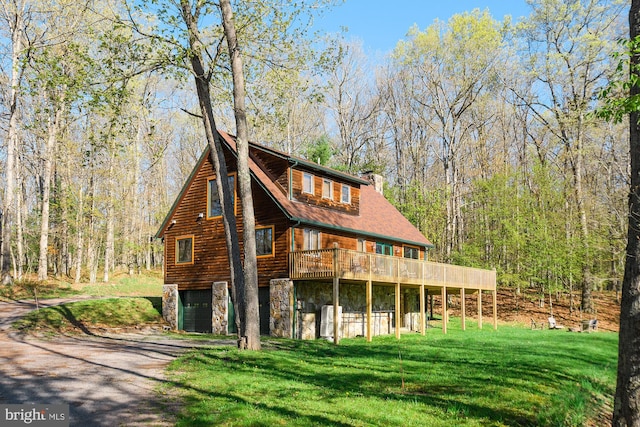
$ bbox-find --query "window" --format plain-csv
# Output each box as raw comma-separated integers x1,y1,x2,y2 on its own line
322,178,333,199
375,242,393,256
341,184,351,204
255,226,274,257
404,246,420,259
357,238,366,252
208,175,235,218
302,172,314,194
176,236,194,265
303,229,321,250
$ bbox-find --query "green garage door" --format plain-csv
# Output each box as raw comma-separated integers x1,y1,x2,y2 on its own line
180,290,212,333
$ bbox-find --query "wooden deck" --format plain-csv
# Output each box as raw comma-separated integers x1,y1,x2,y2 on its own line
290,248,496,291
289,248,497,343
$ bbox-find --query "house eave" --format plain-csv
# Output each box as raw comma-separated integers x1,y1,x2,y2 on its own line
289,216,434,250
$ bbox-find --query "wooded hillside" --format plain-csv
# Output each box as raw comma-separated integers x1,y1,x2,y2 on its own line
0,0,629,313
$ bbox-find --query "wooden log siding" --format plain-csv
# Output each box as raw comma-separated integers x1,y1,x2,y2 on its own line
164,151,291,290
289,248,496,291
290,169,360,215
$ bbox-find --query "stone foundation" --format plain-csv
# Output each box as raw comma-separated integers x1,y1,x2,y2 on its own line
212,281,228,334
162,284,178,330
270,278,293,338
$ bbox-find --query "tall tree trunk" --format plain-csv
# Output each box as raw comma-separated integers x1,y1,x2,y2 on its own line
74,188,84,283
38,105,63,281
614,2,640,424
220,0,261,350
179,0,245,343
104,158,115,283
1,0,26,285
87,173,97,284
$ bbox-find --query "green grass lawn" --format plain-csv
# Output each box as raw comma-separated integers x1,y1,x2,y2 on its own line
166,323,617,427
13,297,164,334
0,270,163,301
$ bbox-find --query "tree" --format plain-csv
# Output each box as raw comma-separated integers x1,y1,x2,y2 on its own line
613,1,640,423
219,0,260,350
392,10,505,261
517,0,626,312
178,0,247,346
0,0,29,285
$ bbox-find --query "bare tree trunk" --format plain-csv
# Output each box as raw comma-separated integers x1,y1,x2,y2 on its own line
179,0,245,342
16,157,25,280
87,173,97,284
614,2,640,424
38,105,63,281
220,0,261,350
104,160,115,283
74,188,84,283
1,0,26,285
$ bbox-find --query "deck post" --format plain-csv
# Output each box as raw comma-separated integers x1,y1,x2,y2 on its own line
419,283,425,336
333,245,340,344
395,282,401,340
478,290,483,330
366,280,372,342
492,289,497,330
333,277,340,344
461,287,466,331
441,286,447,334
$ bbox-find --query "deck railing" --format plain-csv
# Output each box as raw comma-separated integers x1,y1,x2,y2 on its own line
289,248,495,291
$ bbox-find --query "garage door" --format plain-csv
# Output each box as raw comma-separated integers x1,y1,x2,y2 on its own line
180,290,212,333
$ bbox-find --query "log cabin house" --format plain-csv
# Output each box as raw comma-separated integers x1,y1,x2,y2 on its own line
155,130,497,343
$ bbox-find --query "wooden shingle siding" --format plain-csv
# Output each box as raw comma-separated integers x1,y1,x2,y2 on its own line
291,168,360,215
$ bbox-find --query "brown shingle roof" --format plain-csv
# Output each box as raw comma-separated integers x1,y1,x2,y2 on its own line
218,131,433,248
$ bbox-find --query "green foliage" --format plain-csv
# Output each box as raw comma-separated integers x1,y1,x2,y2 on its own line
303,135,333,165
167,326,617,426
456,164,586,292
597,36,640,123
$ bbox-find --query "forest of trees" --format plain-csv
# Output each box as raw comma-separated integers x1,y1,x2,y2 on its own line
0,0,629,313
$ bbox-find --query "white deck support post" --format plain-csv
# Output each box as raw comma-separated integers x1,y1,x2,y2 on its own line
442,286,448,334
395,282,401,340
461,287,466,331
419,283,426,336
333,244,340,344
366,280,372,342
478,291,483,330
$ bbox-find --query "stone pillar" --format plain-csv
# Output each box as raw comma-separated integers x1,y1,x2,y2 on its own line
270,278,293,338
212,281,229,335
162,284,178,330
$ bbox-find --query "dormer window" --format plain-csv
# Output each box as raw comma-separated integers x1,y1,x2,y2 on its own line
303,172,314,195
322,179,333,200
341,184,351,204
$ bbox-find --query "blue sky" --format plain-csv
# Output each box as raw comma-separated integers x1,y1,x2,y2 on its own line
314,0,531,54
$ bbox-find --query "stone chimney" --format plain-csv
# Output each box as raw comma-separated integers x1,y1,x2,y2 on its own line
362,171,384,194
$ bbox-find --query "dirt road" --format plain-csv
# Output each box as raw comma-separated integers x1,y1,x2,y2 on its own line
0,298,232,426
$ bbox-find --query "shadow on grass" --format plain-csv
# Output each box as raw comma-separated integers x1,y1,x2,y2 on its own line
168,330,617,426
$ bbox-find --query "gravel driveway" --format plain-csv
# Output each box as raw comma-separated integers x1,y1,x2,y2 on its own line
0,298,233,426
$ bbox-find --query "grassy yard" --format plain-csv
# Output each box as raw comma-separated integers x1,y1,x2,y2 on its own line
0,270,163,301
13,297,164,334
166,322,617,427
